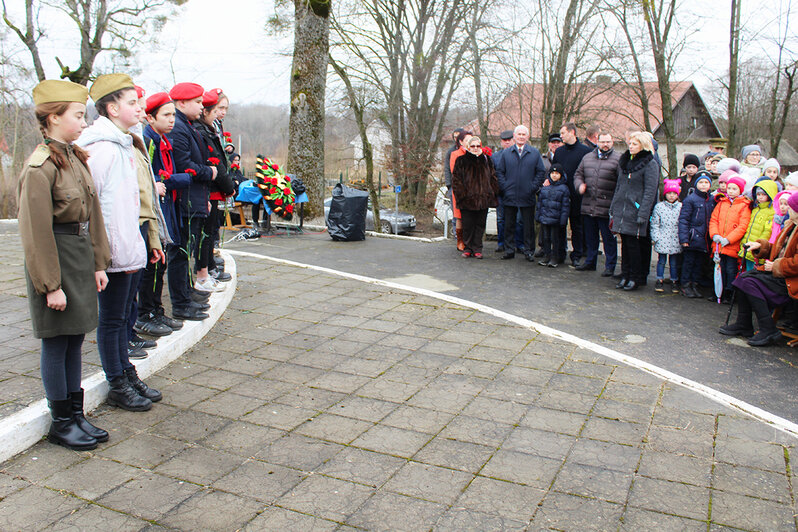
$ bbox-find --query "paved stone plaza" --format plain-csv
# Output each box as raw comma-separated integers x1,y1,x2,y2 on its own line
1,235,798,530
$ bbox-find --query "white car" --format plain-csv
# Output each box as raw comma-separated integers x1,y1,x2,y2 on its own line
433,187,497,236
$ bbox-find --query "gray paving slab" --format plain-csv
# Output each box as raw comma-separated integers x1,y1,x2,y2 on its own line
1,236,798,530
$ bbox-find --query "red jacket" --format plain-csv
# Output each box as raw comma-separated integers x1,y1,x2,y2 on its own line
708,194,751,257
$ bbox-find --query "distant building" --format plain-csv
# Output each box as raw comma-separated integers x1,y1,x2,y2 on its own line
465,81,722,173
350,120,392,170
755,138,798,175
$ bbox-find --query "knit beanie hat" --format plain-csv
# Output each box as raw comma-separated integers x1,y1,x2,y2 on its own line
786,172,798,188
663,178,681,196
726,175,746,193
788,192,798,213
717,169,735,184
763,158,781,175
682,153,700,168
774,191,792,216
741,144,762,160
716,158,741,175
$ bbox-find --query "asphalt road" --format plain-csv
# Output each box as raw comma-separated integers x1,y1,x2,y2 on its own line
227,229,798,424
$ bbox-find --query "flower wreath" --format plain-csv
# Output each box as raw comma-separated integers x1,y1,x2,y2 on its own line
254,154,295,220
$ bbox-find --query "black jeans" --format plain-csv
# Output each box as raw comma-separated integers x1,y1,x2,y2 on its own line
561,192,583,262
167,216,203,311
98,272,137,380
541,224,566,262
138,258,165,317
503,205,535,255
460,209,488,254
680,249,706,285
583,215,617,270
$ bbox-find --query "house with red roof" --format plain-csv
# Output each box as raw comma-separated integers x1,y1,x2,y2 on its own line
464,80,722,170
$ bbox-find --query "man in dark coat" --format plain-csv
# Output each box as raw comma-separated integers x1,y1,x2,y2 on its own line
584,124,600,150
494,125,546,260
552,122,592,265
493,130,522,253
572,132,621,275
165,82,216,320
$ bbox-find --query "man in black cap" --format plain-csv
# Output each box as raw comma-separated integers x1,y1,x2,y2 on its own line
493,130,522,252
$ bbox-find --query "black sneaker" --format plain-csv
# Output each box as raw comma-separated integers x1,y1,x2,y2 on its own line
672,282,681,294
654,280,665,292
134,313,172,337
130,334,156,349
127,343,149,360
155,310,183,330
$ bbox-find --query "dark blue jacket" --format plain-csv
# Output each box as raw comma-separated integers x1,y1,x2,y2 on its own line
495,144,546,207
144,125,192,244
552,139,592,195
167,110,213,218
678,188,716,251
536,168,570,226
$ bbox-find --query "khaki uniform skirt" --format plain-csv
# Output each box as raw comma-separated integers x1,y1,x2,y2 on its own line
26,232,98,339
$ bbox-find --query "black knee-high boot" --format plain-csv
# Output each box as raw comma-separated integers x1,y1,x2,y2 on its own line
719,290,754,337
71,389,109,442
748,296,782,347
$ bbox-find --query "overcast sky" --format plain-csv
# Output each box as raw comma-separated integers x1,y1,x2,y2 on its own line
3,0,795,110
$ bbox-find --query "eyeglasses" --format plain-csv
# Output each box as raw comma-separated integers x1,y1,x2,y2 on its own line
469,144,482,148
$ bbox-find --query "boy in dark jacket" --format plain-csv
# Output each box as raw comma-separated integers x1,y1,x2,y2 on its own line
536,164,571,267
678,174,715,297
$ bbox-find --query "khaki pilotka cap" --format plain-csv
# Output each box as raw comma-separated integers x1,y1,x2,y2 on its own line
89,73,136,102
32,80,89,105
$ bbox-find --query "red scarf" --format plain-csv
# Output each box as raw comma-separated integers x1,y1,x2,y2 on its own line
158,135,178,201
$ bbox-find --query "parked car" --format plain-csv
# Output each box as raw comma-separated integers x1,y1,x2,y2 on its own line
324,198,416,234
432,186,497,236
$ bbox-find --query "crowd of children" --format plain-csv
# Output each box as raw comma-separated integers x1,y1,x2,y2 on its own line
17,75,237,450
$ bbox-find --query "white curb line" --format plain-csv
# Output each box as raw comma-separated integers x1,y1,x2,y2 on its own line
227,249,798,438
0,251,237,464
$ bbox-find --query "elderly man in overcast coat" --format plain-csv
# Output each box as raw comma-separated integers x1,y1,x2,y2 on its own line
494,125,546,261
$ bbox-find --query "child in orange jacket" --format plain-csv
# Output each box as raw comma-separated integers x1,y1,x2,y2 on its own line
709,175,751,302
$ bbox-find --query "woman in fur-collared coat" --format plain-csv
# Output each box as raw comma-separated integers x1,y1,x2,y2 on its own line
452,136,499,258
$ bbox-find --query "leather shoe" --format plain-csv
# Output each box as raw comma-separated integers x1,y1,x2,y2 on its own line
173,307,209,321
211,270,232,282
155,312,183,330
615,278,629,289
623,280,639,291
601,269,614,277
501,252,515,260
134,313,172,337
190,300,210,311
191,290,211,303
575,263,596,271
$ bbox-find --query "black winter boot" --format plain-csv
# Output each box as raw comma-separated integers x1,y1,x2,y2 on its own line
124,366,162,402
748,297,783,347
719,291,755,337
70,389,109,442
107,375,152,411
47,398,97,450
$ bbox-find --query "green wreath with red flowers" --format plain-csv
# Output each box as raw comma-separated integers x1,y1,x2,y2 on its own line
254,155,296,220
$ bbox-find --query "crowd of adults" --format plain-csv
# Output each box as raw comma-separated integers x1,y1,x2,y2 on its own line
445,123,798,348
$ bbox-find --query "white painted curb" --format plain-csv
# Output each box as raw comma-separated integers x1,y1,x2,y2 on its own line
268,221,447,242
0,252,236,464
227,249,798,439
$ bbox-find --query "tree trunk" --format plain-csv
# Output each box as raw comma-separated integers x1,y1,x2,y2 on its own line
288,0,330,218
774,64,798,158
727,0,741,157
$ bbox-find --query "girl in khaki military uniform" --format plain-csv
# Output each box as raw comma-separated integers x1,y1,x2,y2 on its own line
17,80,112,450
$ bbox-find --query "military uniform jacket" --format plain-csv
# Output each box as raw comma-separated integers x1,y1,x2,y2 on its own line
17,141,111,337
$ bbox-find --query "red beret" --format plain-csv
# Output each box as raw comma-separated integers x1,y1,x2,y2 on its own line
145,92,173,115
135,85,145,99
203,88,223,107
169,82,204,101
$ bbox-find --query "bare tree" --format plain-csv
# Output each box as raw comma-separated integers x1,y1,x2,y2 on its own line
2,0,177,85
641,0,684,178
726,0,742,157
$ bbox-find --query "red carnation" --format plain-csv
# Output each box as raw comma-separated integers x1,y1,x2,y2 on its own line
271,178,278,185
186,168,197,176
208,157,220,165
223,131,231,136
482,146,493,156
158,169,170,180
285,176,291,182
207,146,213,152
275,198,283,206
271,164,279,170
283,188,291,195
269,187,278,194
286,204,294,213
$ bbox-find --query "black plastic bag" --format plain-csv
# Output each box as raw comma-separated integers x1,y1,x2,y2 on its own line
326,183,368,241
289,174,306,195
